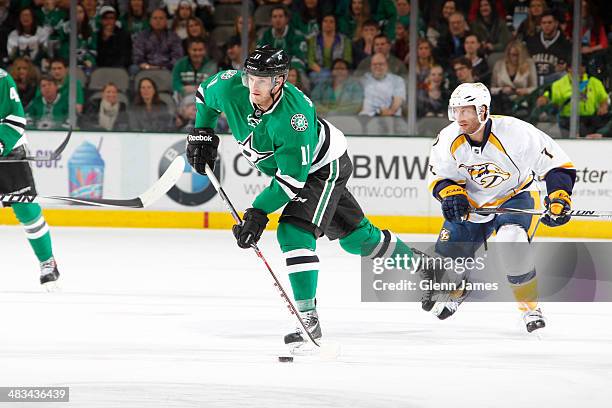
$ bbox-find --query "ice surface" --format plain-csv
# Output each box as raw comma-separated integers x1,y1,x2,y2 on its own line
1,227,611,407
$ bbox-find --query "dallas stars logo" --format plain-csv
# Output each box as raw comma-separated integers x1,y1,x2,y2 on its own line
238,133,273,167
247,114,262,128
291,114,308,132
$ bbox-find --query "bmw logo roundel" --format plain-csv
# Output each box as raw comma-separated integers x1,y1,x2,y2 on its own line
159,140,221,206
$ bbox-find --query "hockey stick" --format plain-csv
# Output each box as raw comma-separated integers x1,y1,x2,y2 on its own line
0,127,72,163
0,155,185,208
203,164,321,347
471,207,612,220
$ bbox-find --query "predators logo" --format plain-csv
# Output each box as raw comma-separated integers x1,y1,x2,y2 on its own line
459,162,511,188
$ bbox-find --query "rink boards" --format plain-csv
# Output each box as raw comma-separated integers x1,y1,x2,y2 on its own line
1,130,611,238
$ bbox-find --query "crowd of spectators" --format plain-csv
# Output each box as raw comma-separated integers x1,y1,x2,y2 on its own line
0,0,610,137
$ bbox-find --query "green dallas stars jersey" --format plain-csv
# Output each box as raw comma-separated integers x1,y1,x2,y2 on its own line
195,69,347,214
0,69,27,157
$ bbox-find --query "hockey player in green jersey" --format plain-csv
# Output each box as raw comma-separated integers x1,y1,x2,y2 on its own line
0,68,60,289
186,46,413,347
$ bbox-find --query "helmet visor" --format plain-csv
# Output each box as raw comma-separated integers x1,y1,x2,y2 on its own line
448,105,479,122
241,72,280,93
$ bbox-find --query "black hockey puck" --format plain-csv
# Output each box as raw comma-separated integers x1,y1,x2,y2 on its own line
278,356,294,363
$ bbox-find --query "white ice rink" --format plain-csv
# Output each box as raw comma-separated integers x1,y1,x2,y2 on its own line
1,226,611,407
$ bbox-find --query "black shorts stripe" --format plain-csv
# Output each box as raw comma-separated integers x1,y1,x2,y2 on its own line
2,119,26,129
372,230,392,258
286,255,320,266
312,118,331,167
275,175,300,194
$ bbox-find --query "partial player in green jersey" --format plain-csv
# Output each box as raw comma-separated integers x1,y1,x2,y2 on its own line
186,46,414,349
0,68,60,289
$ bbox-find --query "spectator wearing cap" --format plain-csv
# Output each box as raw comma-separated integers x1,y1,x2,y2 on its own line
258,6,307,73
359,53,406,117
133,8,183,73
172,37,217,99
170,0,195,40
97,5,132,68
525,11,571,86
536,60,610,137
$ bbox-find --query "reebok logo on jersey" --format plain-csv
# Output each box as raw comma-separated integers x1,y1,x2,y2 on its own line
459,162,511,188
291,196,307,203
188,135,214,143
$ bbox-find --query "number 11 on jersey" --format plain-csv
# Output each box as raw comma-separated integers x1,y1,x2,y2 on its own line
301,145,310,165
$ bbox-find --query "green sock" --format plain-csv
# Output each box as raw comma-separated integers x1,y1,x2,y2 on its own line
12,203,53,262
339,217,413,259
277,222,318,312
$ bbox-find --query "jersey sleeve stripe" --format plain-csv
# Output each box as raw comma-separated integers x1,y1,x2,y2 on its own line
4,115,26,126
275,172,305,191
195,89,205,104
1,122,25,135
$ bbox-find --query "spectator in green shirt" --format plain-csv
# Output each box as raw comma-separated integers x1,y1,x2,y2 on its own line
26,75,68,130
172,37,218,99
258,6,308,74
537,61,610,137
307,14,352,82
49,58,84,113
311,58,363,116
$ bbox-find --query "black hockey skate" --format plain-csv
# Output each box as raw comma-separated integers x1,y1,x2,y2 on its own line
40,257,60,290
429,286,469,319
284,309,322,347
523,308,546,333
419,254,469,319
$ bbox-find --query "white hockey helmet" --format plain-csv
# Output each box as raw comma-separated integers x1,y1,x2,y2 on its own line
448,82,491,124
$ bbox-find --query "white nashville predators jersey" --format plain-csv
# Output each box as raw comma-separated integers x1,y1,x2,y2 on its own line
428,115,574,219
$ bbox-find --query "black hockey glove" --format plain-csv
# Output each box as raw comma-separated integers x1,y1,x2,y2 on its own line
186,127,219,174
232,208,269,249
439,185,470,223
542,190,571,227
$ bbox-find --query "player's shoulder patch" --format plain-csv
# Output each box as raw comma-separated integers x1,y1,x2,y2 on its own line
220,70,238,80
290,113,308,132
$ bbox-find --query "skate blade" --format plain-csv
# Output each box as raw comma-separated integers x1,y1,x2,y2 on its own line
42,281,61,292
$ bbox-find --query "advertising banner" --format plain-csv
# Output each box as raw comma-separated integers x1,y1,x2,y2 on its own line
24,132,612,217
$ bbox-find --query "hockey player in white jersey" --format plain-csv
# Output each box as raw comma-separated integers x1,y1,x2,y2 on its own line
426,82,576,332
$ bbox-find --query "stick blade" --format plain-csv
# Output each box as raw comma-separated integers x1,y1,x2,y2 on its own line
138,155,185,208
